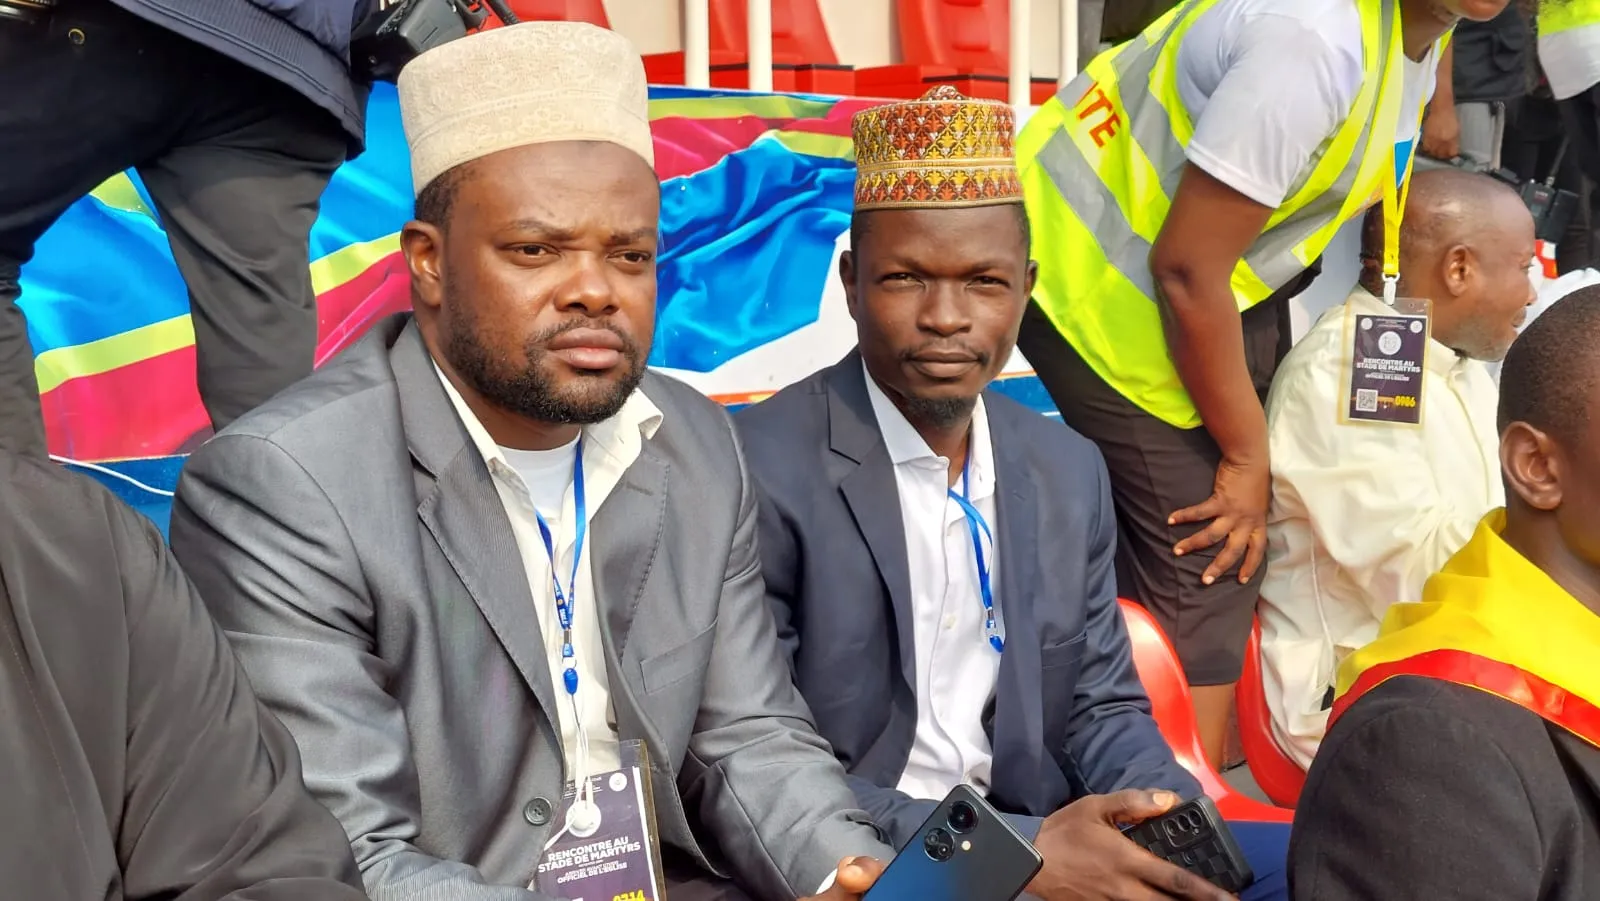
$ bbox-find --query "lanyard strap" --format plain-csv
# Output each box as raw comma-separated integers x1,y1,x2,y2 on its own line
947,451,1003,654
1379,6,1440,305
532,437,587,697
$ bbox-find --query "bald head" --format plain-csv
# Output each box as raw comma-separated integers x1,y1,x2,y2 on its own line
1360,169,1524,277
1358,168,1536,361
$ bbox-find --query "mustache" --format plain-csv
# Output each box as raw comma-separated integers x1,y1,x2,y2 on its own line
899,342,991,365
532,318,641,356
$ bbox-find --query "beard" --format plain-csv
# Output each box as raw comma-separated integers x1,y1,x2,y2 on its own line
441,300,648,426
900,394,979,430
890,340,989,430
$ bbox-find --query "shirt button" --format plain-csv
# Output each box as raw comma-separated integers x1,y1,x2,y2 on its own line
523,797,554,826
943,615,956,630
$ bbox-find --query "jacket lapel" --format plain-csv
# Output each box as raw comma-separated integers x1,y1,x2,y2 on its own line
984,398,1047,813
588,446,671,783
829,355,918,691
590,441,669,666
391,323,561,732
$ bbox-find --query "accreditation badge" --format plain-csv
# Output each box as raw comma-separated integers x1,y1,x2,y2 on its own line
1340,296,1430,427
530,740,665,901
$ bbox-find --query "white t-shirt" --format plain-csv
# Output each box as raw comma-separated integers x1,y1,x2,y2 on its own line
1540,24,1600,101
499,437,624,776
1176,0,1438,208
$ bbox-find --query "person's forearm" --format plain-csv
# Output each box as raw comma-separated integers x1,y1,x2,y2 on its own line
1432,41,1455,109
1154,271,1268,464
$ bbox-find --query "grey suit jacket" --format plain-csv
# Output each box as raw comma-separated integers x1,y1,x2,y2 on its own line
0,452,366,901
170,315,889,901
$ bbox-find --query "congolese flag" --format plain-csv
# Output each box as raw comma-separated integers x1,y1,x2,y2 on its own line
1332,510,1600,748
20,84,877,462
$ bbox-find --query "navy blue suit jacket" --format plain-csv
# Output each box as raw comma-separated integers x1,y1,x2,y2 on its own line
735,354,1201,848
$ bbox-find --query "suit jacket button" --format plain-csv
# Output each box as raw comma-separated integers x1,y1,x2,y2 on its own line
524,797,554,826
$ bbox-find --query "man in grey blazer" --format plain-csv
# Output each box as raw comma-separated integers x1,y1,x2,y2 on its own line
168,22,891,901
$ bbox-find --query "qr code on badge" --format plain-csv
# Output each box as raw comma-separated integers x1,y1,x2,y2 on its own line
1355,389,1378,412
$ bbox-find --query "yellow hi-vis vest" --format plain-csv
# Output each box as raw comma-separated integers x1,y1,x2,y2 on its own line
1017,0,1432,429
1542,0,1600,35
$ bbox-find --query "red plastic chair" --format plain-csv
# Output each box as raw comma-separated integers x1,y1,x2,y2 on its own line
643,0,854,95
1118,600,1293,823
475,0,610,27
856,0,1056,103
1236,617,1307,808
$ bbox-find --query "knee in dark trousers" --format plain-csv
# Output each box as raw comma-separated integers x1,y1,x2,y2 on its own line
663,850,760,901
0,2,345,451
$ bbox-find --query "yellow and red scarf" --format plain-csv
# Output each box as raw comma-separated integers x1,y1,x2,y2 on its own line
1332,510,1600,749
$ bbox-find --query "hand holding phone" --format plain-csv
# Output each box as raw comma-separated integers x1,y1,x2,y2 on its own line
1120,795,1254,894
859,785,1041,901
803,857,888,901
1027,790,1235,901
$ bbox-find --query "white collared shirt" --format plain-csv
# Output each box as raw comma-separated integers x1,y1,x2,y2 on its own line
1258,289,1502,769
863,364,1003,801
435,365,663,777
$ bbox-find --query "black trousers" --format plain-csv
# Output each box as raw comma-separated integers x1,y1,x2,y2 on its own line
1016,273,1306,686
1557,84,1600,274
0,0,346,457
662,849,757,901
1502,92,1595,274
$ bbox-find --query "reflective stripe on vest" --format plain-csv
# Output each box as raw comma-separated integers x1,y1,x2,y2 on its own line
1017,0,1414,429
1541,0,1600,36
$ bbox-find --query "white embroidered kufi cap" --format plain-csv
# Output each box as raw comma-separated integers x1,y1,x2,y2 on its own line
397,21,653,196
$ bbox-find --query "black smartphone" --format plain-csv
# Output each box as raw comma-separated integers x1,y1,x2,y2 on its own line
862,785,1042,901
1121,795,1254,893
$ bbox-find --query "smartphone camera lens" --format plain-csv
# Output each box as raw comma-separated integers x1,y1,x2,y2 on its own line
947,801,978,834
923,827,956,862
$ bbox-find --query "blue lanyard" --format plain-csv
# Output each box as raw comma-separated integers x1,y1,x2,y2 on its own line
946,450,1003,653
532,437,587,697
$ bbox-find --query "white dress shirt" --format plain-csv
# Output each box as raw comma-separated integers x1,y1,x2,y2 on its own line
1258,289,1502,768
863,365,1004,801
436,366,663,778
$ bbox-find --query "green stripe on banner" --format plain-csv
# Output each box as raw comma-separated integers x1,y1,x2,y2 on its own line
310,233,401,295
88,173,155,219
649,95,839,122
767,130,855,160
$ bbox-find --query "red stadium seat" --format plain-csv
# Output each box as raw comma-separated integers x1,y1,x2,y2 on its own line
1118,600,1293,823
856,0,1056,103
643,0,855,95
1236,618,1307,808
476,0,610,27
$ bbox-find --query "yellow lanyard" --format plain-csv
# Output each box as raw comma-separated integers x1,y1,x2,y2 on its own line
1378,6,1440,305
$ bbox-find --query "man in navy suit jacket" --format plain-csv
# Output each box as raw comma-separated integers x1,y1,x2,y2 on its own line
736,87,1288,901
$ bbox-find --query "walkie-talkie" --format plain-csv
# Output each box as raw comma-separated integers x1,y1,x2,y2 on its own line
1487,137,1580,244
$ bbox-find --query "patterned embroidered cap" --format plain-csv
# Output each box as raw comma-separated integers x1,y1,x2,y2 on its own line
851,85,1021,211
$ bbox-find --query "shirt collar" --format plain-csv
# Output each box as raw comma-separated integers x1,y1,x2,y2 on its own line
862,360,995,499
432,361,663,474
1348,287,1473,377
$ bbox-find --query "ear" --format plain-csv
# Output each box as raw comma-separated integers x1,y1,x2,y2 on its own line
1501,421,1563,512
1024,259,1039,299
1442,244,1474,298
839,249,860,323
401,220,445,314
